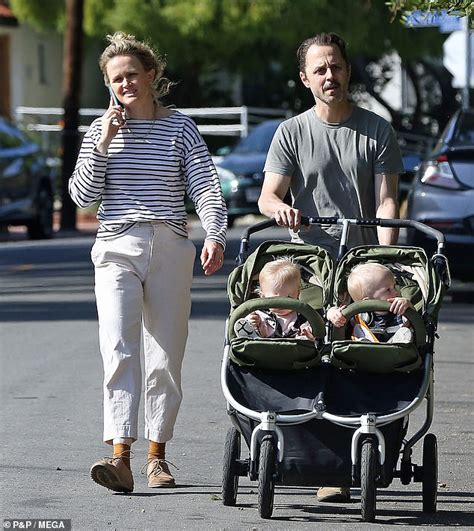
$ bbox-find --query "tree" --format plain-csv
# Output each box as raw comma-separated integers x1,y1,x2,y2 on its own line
10,0,455,143
60,0,84,231
386,1,473,21
11,0,83,231
11,0,447,105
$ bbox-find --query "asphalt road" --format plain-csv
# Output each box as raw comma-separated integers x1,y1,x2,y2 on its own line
0,222,473,530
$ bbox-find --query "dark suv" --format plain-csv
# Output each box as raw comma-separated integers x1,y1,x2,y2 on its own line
0,118,55,239
215,119,283,227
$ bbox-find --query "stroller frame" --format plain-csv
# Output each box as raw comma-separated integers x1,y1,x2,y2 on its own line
221,216,450,521
221,346,433,471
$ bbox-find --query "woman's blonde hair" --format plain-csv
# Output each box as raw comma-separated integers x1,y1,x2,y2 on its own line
258,257,301,294
347,263,394,301
99,32,173,103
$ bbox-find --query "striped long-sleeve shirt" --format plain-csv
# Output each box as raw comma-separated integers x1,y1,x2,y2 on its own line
69,111,227,248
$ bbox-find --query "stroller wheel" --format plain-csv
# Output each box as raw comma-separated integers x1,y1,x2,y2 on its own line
222,427,241,506
360,438,378,522
258,436,277,519
422,433,438,513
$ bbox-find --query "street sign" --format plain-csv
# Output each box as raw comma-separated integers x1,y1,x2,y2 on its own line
404,9,463,33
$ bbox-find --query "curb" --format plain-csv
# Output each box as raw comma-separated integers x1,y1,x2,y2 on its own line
1,212,98,242
1,213,206,242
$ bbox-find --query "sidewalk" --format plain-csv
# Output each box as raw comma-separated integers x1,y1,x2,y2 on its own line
1,211,213,242
2,211,97,242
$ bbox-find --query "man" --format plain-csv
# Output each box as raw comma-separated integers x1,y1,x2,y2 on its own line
258,33,404,503
259,32,403,260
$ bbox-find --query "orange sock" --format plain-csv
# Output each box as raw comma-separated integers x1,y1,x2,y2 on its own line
148,441,165,460
113,443,131,469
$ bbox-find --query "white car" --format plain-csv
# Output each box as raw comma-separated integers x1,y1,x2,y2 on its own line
406,108,474,281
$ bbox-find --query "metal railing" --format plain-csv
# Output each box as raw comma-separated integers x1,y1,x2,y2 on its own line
15,105,291,155
15,104,290,135
15,105,436,171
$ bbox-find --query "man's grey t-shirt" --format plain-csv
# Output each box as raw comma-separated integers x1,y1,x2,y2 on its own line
264,106,404,256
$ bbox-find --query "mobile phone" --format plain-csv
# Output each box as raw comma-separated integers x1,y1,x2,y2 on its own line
108,86,125,125
108,86,124,109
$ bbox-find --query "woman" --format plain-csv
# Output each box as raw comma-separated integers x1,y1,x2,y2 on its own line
69,32,227,493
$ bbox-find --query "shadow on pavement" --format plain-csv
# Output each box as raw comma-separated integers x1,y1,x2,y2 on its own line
0,301,98,322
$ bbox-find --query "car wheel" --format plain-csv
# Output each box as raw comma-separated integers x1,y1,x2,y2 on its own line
27,185,54,239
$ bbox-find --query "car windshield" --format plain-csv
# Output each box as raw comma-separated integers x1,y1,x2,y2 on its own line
452,111,474,146
232,121,280,155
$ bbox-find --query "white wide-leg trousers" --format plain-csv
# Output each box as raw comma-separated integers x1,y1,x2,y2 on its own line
91,222,196,444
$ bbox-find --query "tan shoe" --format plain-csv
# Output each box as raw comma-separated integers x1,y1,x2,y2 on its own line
143,458,176,488
316,486,351,502
90,457,134,493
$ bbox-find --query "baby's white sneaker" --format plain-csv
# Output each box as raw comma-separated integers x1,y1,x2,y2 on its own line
234,318,260,338
389,327,414,344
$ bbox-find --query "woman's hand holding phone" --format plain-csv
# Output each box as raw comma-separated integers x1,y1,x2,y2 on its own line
96,88,125,154
108,87,126,124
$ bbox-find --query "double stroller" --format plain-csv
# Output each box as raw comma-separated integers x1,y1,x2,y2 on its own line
220,217,450,522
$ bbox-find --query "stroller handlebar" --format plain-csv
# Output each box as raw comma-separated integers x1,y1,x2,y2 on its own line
301,216,445,248
237,216,446,265
237,219,277,264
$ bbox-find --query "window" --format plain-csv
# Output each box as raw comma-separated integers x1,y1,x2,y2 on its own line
453,111,474,146
38,42,47,85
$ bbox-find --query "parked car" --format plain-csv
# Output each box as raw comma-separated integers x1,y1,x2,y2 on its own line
398,133,437,202
0,118,55,239
406,108,474,281
215,119,282,227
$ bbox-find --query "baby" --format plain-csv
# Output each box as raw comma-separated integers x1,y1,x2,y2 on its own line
235,257,314,340
327,263,414,343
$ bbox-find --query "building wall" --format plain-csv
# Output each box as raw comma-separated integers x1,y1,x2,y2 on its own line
0,24,63,111
0,23,107,119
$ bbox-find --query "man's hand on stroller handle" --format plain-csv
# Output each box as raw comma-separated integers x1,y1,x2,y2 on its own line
259,175,301,230
272,205,301,231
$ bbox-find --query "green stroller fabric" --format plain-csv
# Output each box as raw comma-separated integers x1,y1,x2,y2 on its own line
227,241,333,310
227,241,333,370
331,300,425,373
329,245,447,373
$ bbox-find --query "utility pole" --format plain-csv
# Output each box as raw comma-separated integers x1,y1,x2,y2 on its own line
463,16,471,110
60,0,84,231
